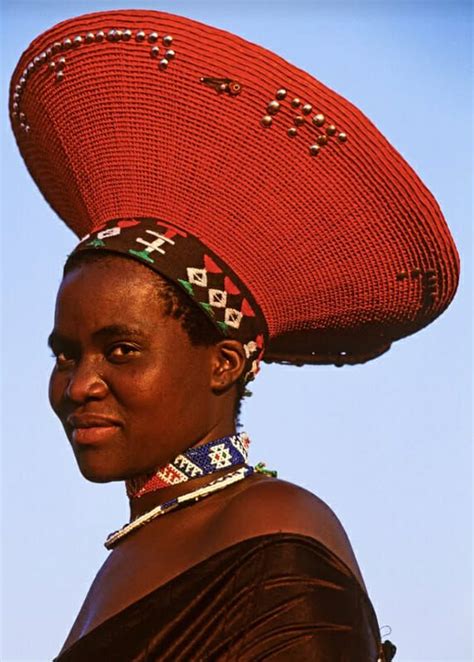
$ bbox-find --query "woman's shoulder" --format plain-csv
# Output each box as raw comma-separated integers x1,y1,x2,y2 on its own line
212,474,366,589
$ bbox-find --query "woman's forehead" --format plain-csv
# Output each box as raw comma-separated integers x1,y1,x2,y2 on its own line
57,258,167,322
64,251,164,281
61,254,168,296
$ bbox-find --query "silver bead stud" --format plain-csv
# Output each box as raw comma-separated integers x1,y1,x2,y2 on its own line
22,68,29,78
39,51,48,62
25,125,31,133
15,84,22,93
159,58,169,70
136,30,146,41
33,56,41,65
291,98,301,108
288,127,297,137
95,31,105,42
338,132,348,142
12,102,19,111
150,46,160,57
261,115,273,127
115,29,123,40
27,62,35,73
45,48,53,58
267,100,280,115
20,122,25,129
148,31,159,43
57,57,66,69
326,124,336,136
317,134,328,146
107,29,117,41
309,144,321,156
52,42,62,53
11,111,18,119
48,61,56,71
56,71,65,82
85,32,95,43
302,103,312,115
13,92,20,101
276,88,287,100
219,83,228,93
62,38,72,49
228,82,241,95
19,112,26,121
73,35,83,46
163,35,173,46
312,114,325,127
165,49,175,59
294,115,305,126
123,29,132,41
19,76,26,86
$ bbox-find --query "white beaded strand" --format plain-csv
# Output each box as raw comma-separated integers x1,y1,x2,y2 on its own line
105,465,253,549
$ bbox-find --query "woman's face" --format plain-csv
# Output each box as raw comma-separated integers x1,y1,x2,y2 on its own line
48,257,221,483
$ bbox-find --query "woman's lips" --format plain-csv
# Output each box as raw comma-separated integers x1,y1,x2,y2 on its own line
67,414,122,445
72,425,120,445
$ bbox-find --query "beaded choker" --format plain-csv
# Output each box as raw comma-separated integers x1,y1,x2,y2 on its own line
126,432,250,498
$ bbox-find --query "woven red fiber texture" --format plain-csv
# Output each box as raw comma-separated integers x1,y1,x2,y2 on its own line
9,9,459,365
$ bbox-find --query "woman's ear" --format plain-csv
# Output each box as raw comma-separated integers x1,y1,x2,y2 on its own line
210,339,246,393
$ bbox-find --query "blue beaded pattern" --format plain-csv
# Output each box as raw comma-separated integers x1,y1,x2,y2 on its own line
126,432,250,498
176,432,249,475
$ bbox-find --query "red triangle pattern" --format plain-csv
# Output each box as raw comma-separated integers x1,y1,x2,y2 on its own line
224,276,240,295
241,298,255,317
204,254,222,273
117,219,141,228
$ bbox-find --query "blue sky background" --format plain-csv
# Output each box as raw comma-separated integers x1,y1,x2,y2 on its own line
1,1,472,660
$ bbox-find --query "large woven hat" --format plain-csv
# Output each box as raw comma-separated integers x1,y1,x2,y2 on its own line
9,8,459,368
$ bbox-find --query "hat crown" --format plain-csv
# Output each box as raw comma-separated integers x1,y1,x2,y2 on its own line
9,9,459,364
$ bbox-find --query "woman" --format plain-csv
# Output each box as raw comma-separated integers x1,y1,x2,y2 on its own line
50,246,383,660
8,8,459,660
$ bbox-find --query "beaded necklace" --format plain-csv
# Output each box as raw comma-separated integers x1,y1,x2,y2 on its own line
106,433,277,550
106,465,254,549
126,432,251,498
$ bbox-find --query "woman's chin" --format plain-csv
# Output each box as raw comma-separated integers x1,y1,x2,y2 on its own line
74,452,128,483
78,466,121,483
72,445,165,484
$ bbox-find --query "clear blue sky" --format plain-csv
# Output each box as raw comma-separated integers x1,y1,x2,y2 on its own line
1,1,472,660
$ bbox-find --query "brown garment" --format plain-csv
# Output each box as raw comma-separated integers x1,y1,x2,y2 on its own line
55,532,389,661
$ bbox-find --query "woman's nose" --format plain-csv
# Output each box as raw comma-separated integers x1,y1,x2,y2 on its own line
65,360,108,403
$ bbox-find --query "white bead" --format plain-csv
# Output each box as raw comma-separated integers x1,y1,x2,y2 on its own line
104,466,251,549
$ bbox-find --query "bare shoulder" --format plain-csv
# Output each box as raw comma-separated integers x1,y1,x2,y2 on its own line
214,475,365,588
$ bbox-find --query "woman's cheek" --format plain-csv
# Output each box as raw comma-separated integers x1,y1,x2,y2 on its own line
48,369,62,414
117,366,162,404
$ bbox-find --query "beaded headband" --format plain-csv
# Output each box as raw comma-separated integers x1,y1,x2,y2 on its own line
70,217,267,381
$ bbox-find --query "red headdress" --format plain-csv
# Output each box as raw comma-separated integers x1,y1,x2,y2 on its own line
9,9,459,374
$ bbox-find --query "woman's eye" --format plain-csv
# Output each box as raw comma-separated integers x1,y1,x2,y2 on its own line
107,344,139,361
51,351,75,368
